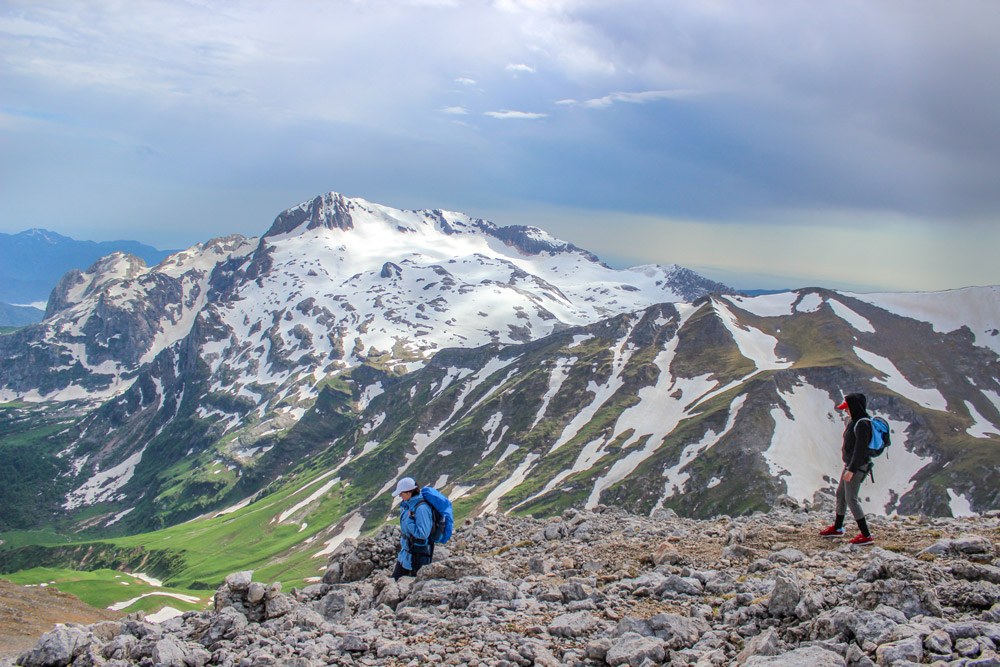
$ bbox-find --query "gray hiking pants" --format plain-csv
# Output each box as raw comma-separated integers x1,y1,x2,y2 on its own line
835,466,867,520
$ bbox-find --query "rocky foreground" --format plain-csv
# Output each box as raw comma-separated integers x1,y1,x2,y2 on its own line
12,499,1000,667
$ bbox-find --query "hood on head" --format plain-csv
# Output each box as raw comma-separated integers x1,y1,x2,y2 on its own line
836,392,868,418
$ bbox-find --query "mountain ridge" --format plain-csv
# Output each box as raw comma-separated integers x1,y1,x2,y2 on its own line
0,193,997,582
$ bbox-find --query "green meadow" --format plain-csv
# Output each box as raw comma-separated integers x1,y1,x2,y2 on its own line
1,466,373,616
1,567,208,615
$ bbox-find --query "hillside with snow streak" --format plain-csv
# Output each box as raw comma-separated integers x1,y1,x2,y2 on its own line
267,287,999,557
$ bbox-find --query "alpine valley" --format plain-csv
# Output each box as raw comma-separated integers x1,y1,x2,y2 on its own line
1,192,998,590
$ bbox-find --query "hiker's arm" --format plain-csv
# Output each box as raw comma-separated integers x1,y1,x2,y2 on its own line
410,503,433,542
849,420,873,472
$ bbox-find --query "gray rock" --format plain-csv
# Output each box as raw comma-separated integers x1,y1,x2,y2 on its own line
919,534,995,558
548,611,598,637
247,581,267,604
736,627,782,664
647,612,710,649
924,628,953,655
17,625,91,667
770,548,807,564
150,636,189,667
605,632,667,667
856,578,943,618
264,592,296,619
225,570,253,591
656,574,703,597
744,645,846,666
875,635,923,665
768,572,801,618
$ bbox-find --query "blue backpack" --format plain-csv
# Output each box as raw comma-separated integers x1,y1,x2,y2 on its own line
857,416,892,458
417,486,454,544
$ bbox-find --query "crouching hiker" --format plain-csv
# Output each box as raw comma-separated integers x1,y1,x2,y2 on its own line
392,477,434,580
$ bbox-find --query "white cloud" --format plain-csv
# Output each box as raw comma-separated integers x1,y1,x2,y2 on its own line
581,89,698,109
454,77,478,85
506,63,536,73
484,110,548,120
442,106,468,115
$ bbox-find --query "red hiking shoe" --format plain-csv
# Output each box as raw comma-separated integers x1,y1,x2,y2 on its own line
819,525,845,537
849,533,874,546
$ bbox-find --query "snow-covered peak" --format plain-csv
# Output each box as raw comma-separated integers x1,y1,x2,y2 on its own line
157,235,257,278
262,191,603,265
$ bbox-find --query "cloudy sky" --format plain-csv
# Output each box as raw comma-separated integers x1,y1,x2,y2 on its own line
2,1,999,292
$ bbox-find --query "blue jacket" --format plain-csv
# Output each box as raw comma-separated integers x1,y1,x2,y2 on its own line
397,495,434,570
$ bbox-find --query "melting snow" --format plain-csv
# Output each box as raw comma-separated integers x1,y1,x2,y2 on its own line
108,591,200,612
851,287,1000,357
357,382,385,410
146,607,184,623
828,299,876,333
947,489,977,517
277,476,340,524
715,301,792,371
723,292,798,317
530,357,577,429
853,347,948,411
549,318,641,454
65,447,147,509
796,293,823,313
567,334,594,349
495,444,519,466
480,452,539,515
965,401,1000,438
315,513,366,557
657,395,747,503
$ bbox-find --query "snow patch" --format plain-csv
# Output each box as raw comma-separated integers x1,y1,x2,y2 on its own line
715,300,792,371
854,347,948,411
829,299,876,333
315,513,366,557
723,292,797,317
480,452,539,515
108,591,200,612
965,401,1000,438
947,489,977,517
65,447,146,509
795,293,823,313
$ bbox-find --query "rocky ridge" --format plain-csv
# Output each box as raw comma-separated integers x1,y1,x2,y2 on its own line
14,497,1000,667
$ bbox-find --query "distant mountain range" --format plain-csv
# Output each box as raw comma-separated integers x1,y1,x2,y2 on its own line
0,192,997,585
0,229,176,325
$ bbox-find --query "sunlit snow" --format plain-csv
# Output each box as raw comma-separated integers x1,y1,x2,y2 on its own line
65,447,147,509
715,300,792,371
315,513,366,557
854,347,948,411
828,299,876,333
851,287,1000,357
947,489,977,517
965,401,1000,438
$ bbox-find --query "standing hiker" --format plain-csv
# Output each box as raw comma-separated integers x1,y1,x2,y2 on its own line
391,477,434,579
819,392,875,545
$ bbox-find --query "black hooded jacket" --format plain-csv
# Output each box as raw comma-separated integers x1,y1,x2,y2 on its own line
841,392,873,473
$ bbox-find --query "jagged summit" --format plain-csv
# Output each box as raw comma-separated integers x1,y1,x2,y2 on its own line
263,191,605,265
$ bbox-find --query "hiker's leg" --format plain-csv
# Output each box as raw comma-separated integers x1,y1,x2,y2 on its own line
845,470,866,521
411,552,432,576
835,472,849,523
856,517,871,538
392,561,413,581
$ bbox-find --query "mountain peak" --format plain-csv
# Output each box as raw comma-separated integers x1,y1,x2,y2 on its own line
264,192,355,238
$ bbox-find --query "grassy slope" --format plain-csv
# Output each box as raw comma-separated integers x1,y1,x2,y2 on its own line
1,568,208,614
0,463,376,615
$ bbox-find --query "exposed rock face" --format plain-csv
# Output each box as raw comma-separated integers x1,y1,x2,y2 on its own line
15,505,1000,667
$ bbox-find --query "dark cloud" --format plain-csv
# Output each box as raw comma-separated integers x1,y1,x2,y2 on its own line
1,1,998,288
